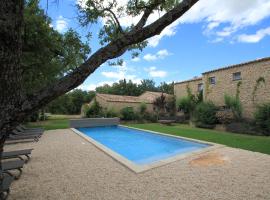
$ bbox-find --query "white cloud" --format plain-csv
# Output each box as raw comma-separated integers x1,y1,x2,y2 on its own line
78,81,115,91
145,66,167,78
237,27,270,43
55,16,69,33
180,0,270,41
143,49,171,61
77,0,270,44
101,61,142,83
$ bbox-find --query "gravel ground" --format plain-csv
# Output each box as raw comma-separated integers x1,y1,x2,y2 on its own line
5,129,270,200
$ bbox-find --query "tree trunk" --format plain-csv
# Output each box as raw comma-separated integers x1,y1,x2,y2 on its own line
0,0,24,193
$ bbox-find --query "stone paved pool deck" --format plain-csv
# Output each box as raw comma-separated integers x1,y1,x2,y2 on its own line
5,129,270,200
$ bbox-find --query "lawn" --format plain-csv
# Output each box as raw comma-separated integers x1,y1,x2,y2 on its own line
27,114,77,130
127,123,270,155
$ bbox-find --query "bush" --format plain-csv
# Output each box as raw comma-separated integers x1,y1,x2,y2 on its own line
193,102,217,128
143,112,158,122
165,96,176,116
105,108,119,118
139,103,147,114
81,104,90,117
224,94,242,120
120,107,137,120
86,100,103,118
216,110,234,124
254,103,270,136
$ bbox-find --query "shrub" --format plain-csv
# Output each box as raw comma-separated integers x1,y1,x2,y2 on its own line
120,107,137,120
105,108,119,118
224,94,242,120
165,96,176,116
81,104,90,117
143,112,158,122
194,102,217,128
86,100,103,117
254,103,270,136
215,110,234,124
139,103,147,114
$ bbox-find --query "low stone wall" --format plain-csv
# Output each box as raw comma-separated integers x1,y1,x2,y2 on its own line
69,118,120,128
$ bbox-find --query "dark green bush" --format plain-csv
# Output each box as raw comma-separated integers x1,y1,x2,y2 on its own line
224,94,242,120
86,100,103,118
254,103,270,136
194,102,217,128
120,107,137,120
105,108,119,118
139,103,147,114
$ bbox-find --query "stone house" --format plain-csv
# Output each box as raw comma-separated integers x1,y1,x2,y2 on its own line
174,57,270,119
89,91,172,114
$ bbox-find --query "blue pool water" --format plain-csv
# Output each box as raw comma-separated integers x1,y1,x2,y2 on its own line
78,126,209,165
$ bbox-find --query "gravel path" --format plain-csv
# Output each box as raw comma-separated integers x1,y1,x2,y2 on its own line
5,129,270,200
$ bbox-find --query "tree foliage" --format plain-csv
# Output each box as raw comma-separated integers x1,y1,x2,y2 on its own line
96,79,174,96
254,103,270,136
22,0,90,93
46,90,95,114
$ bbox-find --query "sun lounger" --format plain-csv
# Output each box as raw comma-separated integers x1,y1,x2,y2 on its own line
2,160,25,179
19,125,44,132
13,129,42,138
16,126,43,134
0,174,14,200
5,138,37,145
7,134,39,142
2,149,33,163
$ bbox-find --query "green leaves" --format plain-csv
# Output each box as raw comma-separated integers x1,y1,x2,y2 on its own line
22,0,90,93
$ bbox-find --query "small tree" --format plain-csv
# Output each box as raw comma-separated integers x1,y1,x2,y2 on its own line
153,93,167,118
176,86,202,119
254,103,270,136
224,94,242,120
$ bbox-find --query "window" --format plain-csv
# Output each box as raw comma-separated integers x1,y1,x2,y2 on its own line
198,83,203,92
209,77,216,85
233,72,241,81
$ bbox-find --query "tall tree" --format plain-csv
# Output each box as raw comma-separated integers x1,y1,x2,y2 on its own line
0,0,199,190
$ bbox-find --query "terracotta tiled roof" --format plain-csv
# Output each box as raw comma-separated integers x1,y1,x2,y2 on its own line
97,93,142,103
202,57,270,74
96,91,172,104
139,91,172,103
174,77,202,85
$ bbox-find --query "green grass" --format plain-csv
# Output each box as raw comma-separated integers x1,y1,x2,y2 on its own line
27,118,69,131
27,114,82,130
127,123,270,155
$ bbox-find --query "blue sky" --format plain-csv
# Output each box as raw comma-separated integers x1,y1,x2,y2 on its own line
40,0,270,91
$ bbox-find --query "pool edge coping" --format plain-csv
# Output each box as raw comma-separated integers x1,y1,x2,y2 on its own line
70,126,225,173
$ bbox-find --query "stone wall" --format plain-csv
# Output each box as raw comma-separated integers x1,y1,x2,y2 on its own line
174,78,203,100
203,59,270,118
95,95,154,113
174,58,270,119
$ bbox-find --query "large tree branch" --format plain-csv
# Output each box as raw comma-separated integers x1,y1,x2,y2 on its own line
19,0,199,120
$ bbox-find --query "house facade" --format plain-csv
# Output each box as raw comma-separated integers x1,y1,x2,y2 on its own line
174,57,270,118
89,91,172,113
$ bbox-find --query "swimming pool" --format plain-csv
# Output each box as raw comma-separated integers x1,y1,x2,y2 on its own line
75,125,213,172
